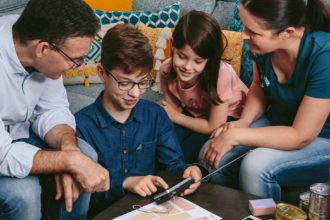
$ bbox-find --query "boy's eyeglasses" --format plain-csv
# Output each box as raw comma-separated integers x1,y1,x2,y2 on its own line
105,68,154,91
48,42,85,69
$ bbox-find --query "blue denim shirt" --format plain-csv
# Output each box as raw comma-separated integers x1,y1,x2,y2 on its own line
75,92,188,203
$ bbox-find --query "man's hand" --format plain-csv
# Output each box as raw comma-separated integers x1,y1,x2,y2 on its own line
123,175,168,197
55,173,80,212
203,129,238,169
161,100,181,122
69,151,110,193
181,165,202,196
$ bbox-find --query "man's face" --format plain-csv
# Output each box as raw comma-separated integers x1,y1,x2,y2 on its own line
99,66,152,112
35,36,93,79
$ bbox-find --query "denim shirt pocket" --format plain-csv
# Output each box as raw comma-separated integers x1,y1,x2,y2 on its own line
135,140,157,174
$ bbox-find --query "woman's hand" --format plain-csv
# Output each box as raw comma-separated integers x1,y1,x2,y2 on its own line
211,119,250,138
180,165,202,196
161,100,181,122
123,175,168,197
203,129,238,169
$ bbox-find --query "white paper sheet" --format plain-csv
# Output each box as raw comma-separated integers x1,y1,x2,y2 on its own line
113,197,222,220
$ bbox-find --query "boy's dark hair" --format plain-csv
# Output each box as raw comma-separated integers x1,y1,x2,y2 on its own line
13,0,100,45
168,10,227,104
101,23,153,75
241,0,330,32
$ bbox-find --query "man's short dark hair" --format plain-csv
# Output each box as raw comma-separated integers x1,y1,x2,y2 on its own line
13,0,100,45
101,23,153,74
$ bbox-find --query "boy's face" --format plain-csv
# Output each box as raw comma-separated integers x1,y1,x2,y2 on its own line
99,66,152,112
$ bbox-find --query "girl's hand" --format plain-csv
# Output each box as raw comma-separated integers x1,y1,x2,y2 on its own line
181,165,202,196
161,100,181,122
203,130,237,169
123,175,168,197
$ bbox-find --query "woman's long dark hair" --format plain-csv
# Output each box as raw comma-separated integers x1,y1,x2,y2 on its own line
241,0,330,32
168,10,227,104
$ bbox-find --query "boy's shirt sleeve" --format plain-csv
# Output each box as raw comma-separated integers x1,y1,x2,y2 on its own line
75,112,126,201
156,108,189,173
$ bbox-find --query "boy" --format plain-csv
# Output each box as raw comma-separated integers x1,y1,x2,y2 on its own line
75,23,202,213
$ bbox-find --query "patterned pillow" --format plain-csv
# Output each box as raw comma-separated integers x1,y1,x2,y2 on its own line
95,2,181,28
63,23,122,86
229,0,253,87
64,3,180,86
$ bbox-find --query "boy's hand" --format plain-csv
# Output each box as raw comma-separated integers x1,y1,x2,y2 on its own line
181,166,202,196
123,175,168,197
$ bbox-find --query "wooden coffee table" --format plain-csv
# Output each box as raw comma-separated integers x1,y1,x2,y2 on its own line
92,172,274,220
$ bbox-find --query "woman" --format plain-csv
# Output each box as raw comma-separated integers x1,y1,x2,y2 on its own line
200,0,330,200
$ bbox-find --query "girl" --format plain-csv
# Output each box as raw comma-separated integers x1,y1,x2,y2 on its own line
160,10,248,163
201,0,330,200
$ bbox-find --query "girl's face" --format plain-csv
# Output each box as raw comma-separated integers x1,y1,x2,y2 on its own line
172,44,208,87
239,5,282,54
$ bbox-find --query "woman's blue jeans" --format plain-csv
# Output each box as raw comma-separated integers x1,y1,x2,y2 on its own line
198,115,330,201
0,134,97,220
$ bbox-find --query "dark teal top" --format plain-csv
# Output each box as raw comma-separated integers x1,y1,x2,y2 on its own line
252,31,330,138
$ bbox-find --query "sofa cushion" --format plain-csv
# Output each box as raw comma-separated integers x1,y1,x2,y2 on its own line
222,30,243,76
0,0,28,16
133,0,216,17
84,0,133,11
230,0,253,87
212,1,236,30
95,2,180,28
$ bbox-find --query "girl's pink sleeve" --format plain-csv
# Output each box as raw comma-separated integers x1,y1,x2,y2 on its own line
217,61,235,102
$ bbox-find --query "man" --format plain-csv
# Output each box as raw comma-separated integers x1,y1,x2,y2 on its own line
75,23,202,216
0,0,110,219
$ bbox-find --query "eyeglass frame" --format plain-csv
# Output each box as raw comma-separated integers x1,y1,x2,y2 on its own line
48,42,85,69
104,67,155,91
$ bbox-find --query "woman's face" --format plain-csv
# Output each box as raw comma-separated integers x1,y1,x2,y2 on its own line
239,5,282,54
172,44,208,87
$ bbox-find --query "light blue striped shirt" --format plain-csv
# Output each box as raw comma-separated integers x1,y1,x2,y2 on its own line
0,15,75,178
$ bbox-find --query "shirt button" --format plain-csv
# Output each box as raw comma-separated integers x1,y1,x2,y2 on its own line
124,169,128,173
123,149,127,154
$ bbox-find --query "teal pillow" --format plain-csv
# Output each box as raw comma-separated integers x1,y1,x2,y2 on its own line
95,3,181,28
229,0,253,87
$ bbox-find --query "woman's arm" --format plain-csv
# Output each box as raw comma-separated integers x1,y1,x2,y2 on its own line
204,95,330,168
235,95,330,150
238,62,268,127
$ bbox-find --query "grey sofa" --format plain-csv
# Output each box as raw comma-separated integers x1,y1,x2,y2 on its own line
2,0,329,206
0,0,237,113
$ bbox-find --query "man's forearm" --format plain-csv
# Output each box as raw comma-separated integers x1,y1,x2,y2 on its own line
44,124,78,151
30,150,79,174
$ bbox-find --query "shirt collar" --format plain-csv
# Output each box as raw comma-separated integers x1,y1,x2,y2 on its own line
95,91,144,128
0,15,31,76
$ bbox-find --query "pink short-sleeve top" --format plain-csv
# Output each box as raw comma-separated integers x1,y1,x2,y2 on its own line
160,59,248,119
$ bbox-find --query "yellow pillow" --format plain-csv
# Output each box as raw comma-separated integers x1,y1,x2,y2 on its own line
84,0,133,11
222,30,243,76
136,23,172,80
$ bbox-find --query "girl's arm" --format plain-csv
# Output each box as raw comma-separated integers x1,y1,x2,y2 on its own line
171,102,229,134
